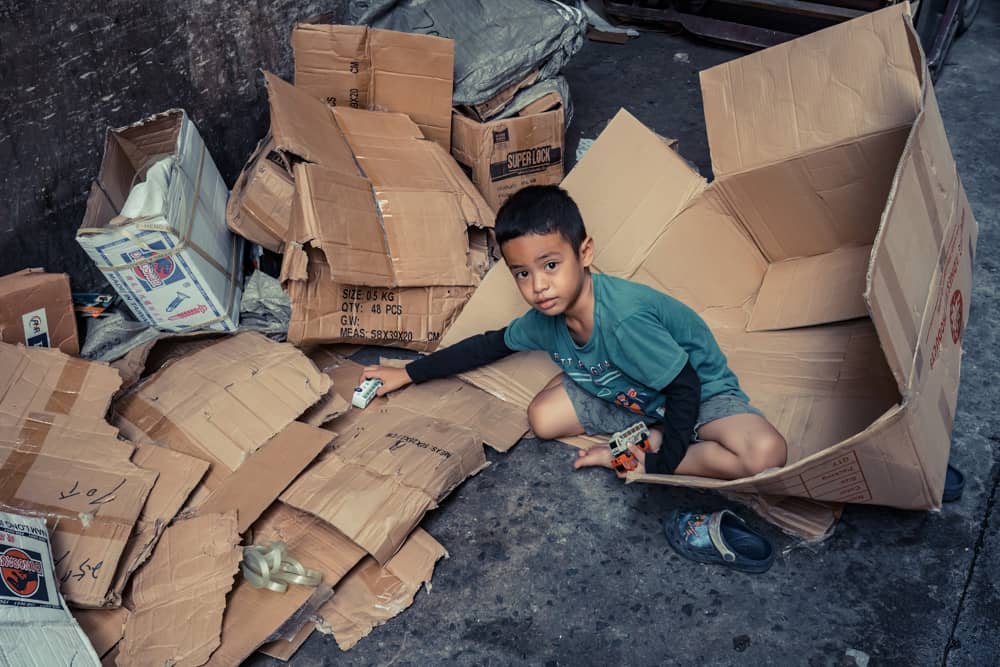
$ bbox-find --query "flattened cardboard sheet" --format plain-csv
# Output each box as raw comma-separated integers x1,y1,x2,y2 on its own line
73,607,129,658
203,503,366,666
107,443,209,604
317,528,447,650
281,406,487,563
113,332,331,493
117,513,241,667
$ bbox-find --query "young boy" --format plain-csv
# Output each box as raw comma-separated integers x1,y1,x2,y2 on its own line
361,186,787,479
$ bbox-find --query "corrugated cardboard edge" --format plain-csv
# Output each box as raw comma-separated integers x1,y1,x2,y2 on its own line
315,527,447,651
106,443,210,605
117,512,241,667
203,503,367,666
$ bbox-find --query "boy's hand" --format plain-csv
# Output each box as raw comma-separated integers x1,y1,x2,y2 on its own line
359,365,412,396
622,443,647,478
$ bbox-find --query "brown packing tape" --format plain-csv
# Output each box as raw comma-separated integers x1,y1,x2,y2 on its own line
44,357,90,414
910,136,946,250
0,413,52,502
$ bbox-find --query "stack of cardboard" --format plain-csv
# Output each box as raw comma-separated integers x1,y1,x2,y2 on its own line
228,25,496,352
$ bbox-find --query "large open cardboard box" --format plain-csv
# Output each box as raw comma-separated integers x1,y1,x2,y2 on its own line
442,4,977,537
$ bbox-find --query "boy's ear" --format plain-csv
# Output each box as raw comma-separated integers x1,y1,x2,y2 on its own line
579,236,595,268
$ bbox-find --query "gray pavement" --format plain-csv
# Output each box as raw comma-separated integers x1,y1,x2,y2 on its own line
253,5,1000,665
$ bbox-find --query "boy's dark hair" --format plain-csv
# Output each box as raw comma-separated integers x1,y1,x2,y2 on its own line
494,185,588,253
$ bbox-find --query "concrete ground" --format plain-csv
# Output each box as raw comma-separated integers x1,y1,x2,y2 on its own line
250,5,1000,666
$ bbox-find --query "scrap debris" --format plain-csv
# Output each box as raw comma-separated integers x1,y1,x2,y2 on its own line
0,2,979,664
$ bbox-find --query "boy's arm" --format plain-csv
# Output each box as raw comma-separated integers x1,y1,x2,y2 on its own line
405,328,515,383
643,361,700,475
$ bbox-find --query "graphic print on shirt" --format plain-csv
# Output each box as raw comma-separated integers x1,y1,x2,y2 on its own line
552,352,651,408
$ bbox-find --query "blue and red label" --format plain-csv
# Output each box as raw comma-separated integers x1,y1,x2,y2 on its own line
122,242,185,292
0,547,49,605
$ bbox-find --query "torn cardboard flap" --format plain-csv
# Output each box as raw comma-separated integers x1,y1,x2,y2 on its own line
379,357,529,452
292,21,455,151
281,405,487,563
0,268,79,355
0,418,155,607
440,5,977,537
106,443,209,604
118,512,241,667
226,135,295,253
113,332,332,492
316,527,447,650
258,621,314,662
73,607,129,659
203,503,366,666
186,421,336,533
1,342,122,421
265,71,493,289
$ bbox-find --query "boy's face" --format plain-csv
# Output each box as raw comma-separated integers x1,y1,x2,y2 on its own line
501,231,594,316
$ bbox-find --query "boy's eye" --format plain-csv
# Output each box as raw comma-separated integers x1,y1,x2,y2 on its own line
515,270,529,280
545,261,558,270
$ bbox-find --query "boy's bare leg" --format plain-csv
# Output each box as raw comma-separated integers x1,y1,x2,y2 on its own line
526,375,586,441
673,413,787,480
523,375,618,469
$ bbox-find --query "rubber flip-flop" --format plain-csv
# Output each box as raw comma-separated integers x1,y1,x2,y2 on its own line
664,509,774,574
943,464,965,503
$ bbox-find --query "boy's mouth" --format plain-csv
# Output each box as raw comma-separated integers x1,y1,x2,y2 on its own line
536,297,558,311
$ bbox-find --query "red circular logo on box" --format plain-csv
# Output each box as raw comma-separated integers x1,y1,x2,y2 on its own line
1,548,41,598
949,290,964,344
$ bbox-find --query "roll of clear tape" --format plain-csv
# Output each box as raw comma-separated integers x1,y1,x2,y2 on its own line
241,541,322,593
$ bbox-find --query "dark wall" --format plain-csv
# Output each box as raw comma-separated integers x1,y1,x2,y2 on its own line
0,0,347,287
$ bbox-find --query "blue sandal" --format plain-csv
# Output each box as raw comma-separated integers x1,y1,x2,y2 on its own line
664,509,774,574
943,463,965,502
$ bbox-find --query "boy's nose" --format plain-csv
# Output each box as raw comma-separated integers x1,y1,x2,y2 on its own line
532,275,548,293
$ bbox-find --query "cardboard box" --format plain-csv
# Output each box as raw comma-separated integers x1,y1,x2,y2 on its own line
0,343,157,607
281,405,488,564
78,109,243,333
113,332,333,498
259,71,495,351
0,269,79,355
440,4,976,537
0,512,102,667
225,135,293,253
292,20,455,151
451,91,566,212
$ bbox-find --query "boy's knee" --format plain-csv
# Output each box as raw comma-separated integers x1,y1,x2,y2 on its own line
527,394,564,441
743,432,788,475
527,399,556,440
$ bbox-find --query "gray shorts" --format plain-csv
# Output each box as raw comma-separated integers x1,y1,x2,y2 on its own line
561,375,764,441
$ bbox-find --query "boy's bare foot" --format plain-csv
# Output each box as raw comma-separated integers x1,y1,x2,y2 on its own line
573,445,613,469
